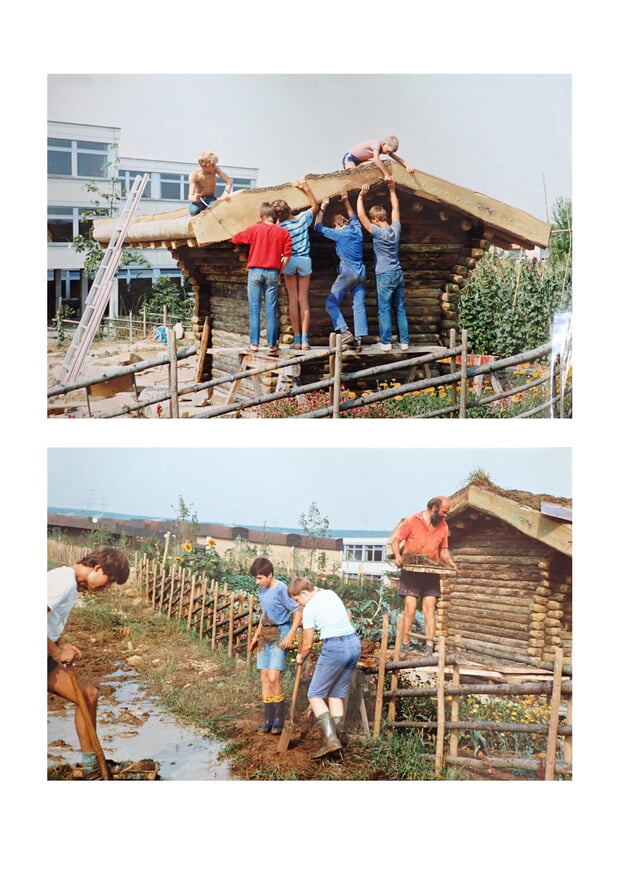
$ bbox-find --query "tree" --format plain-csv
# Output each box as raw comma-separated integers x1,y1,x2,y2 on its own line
173,494,199,545
299,501,330,572
72,155,147,278
140,276,194,321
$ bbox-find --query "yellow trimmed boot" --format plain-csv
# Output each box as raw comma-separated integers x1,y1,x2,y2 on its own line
257,700,275,734
311,712,343,759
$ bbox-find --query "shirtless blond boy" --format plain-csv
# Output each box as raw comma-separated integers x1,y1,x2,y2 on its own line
188,152,234,215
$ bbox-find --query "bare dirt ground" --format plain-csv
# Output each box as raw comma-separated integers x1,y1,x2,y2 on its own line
47,582,535,781
47,331,223,418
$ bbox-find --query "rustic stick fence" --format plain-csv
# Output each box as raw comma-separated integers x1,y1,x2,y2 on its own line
371,614,572,780
135,553,260,664
48,328,568,419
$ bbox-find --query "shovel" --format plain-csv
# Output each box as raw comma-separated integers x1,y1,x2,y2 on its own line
67,664,111,780
277,661,303,754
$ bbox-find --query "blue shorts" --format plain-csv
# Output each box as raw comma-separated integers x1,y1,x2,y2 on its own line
307,633,361,699
283,254,312,277
342,153,361,168
256,623,291,671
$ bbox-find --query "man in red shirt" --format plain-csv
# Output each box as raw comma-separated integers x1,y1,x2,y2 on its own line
231,203,292,355
391,496,457,654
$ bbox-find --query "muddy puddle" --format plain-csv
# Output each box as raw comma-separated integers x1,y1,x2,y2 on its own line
48,667,231,780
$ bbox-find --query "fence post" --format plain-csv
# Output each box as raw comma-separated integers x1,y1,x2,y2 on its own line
449,328,457,417
372,613,390,738
449,634,462,758
129,311,133,345
247,595,255,666
544,647,564,780
163,304,168,328
435,635,447,775
459,328,468,418
211,583,219,650
228,592,236,656
332,332,343,418
187,575,196,630
168,331,179,418
143,307,147,338
386,613,404,736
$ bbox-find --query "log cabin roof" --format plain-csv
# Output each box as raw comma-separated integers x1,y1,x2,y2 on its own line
93,162,550,252
448,483,572,557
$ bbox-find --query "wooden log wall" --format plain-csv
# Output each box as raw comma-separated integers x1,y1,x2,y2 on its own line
167,189,492,391
135,553,259,660
436,514,572,663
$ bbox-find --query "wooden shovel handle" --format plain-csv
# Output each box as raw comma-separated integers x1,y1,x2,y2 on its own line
289,662,303,724
66,664,110,780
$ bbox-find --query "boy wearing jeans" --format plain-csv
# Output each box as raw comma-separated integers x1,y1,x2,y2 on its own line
231,204,292,355
315,189,368,351
358,179,409,352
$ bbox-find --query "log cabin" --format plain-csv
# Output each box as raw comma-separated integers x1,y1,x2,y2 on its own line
93,162,550,400
437,483,572,664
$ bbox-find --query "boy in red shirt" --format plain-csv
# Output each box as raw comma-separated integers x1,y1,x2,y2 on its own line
391,497,457,654
231,203,292,355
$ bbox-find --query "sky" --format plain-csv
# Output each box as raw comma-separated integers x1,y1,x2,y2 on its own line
47,446,571,531
46,73,570,223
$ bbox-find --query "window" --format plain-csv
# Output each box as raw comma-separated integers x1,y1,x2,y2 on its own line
160,173,189,200
118,170,152,199
343,543,385,563
47,207,93,242
48,138,112,178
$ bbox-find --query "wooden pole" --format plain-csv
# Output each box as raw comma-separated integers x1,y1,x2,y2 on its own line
143,307,147,338
449,635,461,758
372,614,390,738
435,635,446,775
162,531,171,568
449,328,457,417
211,583,219,650
545,647,564,780
195,316,212,383
459,328,468,418
332,332,342,419
168,330,179,418
387,613,404,736
176,566,185,620
199,582,208,640
247,595,255,666
187,575,197,630
228,592,236,656
166,563,175,617
328,332,336,407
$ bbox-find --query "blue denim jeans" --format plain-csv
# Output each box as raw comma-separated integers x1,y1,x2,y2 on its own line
307,633,362,699
247,268,280,348
376,269,409,345
325,262,368,337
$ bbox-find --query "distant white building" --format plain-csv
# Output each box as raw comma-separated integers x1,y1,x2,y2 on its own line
47,120,259,320
341,536,395,583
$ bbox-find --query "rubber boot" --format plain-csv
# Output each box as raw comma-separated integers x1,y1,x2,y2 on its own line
332,715,348,747
311,712,343,759
257,700,275,734
271,697,285,735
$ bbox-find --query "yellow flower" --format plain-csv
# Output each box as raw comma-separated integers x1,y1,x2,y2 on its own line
183,542,193,552
208,538,216,546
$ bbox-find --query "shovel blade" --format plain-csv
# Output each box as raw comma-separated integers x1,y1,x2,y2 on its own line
277,720,295,753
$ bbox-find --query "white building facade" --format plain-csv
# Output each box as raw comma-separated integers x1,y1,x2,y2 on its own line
47,120,259,320
341,536,395,583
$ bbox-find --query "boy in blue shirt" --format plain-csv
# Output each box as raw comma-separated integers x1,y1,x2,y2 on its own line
358,179,409,352
315,189,369,352
248,557,303,735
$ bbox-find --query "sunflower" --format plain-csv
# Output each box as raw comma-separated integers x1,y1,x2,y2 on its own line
182,542,193,552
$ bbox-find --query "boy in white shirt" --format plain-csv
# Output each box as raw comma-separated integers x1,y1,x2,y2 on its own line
288,577,361,758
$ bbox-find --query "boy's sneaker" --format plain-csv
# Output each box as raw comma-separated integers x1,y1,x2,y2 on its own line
379,343,392,352
424,644,434,655
399,642,414,653
340,331,355,347
354,337,363,352
400,343,409,351
301,342,311,350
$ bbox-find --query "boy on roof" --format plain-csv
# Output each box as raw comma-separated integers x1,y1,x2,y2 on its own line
188,151,234,215
47,547,130,779
342,136,415,179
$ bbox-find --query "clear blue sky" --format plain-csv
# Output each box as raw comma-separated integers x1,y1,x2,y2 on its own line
48,447,571,531
47,73,570,223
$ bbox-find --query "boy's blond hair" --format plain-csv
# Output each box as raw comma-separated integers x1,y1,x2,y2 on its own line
259,202,275,221
288,576,315,597
382,136,399,153
198,151,218,166
369,205,388,222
